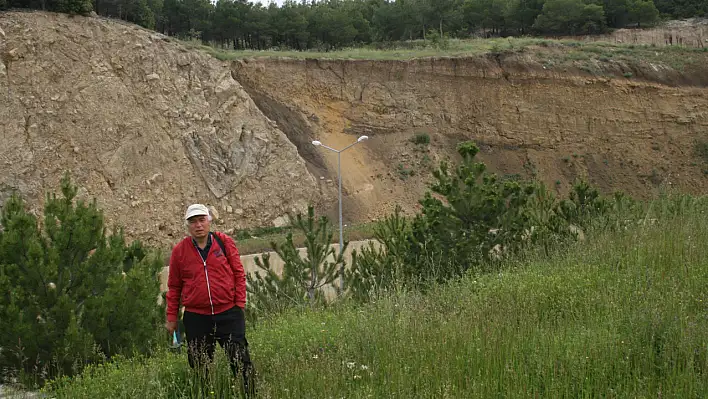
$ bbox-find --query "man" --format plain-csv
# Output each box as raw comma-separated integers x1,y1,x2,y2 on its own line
165,203,254,396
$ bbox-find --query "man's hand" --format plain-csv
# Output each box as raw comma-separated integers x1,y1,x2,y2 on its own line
165,321,177,334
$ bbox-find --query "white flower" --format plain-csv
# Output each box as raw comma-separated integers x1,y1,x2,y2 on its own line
346,362,355,369
360,365,369,370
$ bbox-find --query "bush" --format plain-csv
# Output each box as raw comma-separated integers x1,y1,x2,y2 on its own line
56,0,93,15
695,140,708,163
349,141,637,297
425,29,450,50
404,141,560,281
0,173,164,387
411,133,430,145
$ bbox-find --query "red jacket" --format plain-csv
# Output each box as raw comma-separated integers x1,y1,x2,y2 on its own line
166,231,246,322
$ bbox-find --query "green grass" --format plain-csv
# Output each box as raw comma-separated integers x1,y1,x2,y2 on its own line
184,36,708,82
567,41,708,72
184,37,553,61
43,196,708,398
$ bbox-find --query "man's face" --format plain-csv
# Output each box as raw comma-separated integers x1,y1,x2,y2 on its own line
187,215,211,239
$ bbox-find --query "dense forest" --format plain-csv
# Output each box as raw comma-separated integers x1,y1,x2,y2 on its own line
1,0,707,50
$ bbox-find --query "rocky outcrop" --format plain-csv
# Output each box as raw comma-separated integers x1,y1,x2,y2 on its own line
0,11,320,248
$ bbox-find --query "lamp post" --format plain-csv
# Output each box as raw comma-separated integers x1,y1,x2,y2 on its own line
312,135,369,293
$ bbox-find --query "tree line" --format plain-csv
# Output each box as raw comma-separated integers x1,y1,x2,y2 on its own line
1,0,706,50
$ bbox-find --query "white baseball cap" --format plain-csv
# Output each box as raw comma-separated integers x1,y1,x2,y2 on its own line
184,204,210,220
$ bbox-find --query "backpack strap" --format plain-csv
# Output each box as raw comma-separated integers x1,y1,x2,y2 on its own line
211,232,228,258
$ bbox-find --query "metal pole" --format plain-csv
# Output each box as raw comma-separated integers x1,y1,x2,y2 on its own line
338,151,344,293
312,137,368,295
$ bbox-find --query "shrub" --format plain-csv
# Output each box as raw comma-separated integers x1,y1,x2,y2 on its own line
349,141,632,297
404,141,550,281
56,0,93,15
425,29,450,50
0,173,164,387
411,133,430,145
695,140,708,163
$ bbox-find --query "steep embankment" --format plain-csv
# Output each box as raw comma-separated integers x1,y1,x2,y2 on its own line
0,11,322,248
1,11,707,241
232,50,708,222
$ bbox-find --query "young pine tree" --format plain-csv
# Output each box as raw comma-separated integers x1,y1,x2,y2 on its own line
0,173,163,386
247,206,346,316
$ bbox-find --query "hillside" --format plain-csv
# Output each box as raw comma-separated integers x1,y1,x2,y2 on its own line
0,11,323,248
1,11,708,246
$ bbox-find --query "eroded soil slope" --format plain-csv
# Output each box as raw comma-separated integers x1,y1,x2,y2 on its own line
0,11,321,247
232,52,708,223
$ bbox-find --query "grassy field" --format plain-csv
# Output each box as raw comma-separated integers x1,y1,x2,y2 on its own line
183,35,708,76
186,36,706,61
188,37,551,60
43,196,708,398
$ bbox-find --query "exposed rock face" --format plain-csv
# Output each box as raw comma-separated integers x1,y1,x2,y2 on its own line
0,11,319,248
232,55,708,222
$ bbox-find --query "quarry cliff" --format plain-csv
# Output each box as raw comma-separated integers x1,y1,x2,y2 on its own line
0,11,322,248
1,11,707,248
231,53,708,223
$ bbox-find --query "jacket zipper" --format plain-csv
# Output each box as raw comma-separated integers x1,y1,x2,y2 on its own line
195,242,215,315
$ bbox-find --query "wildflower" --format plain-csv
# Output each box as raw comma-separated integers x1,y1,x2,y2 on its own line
313,355,319,359
346,361,355,369
360,365,369,370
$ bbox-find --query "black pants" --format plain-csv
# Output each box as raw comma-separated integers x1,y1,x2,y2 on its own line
183,306,254,395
